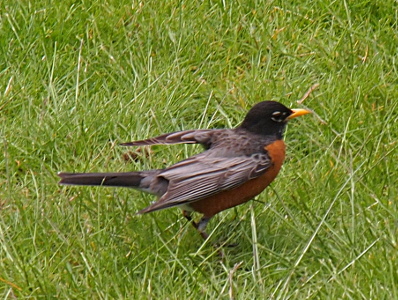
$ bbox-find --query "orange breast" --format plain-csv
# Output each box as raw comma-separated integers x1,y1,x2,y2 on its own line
188,140,286,217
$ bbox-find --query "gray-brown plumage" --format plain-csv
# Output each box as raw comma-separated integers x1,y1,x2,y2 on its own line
58,101,310,239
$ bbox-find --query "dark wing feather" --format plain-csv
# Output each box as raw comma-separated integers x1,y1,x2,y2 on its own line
121,129,215,147
140,152,271,213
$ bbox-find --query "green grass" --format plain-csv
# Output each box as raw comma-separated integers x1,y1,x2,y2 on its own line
1,0,397,298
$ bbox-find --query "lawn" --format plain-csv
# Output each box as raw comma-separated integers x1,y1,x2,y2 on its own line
1,0,397,298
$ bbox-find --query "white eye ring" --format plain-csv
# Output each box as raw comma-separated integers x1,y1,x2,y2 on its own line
271,111,287,122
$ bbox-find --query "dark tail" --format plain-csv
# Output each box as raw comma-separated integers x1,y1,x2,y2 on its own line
58,172,145,188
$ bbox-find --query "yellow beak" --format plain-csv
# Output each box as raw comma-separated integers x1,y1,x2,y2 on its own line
287,108,311,120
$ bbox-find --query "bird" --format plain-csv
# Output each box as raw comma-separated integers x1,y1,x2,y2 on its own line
58,101,310,240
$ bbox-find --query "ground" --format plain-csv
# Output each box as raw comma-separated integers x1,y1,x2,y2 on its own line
1,0,397,298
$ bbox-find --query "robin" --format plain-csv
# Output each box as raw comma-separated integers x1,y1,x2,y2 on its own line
58,101,310,240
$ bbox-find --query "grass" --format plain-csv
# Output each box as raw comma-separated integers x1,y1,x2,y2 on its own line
1,0,397,298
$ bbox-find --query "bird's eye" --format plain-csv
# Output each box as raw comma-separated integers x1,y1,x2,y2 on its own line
271,111,286,122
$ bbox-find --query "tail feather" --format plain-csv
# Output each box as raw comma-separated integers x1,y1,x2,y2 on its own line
58,172,144,188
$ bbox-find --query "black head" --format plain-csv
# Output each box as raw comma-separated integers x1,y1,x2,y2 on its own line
238,101,308,138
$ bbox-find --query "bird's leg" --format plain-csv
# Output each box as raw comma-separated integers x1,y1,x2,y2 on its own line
197,216,229,258
182,211,228,258
182,210,195,224
182,211,210,240
182,211,237,250
196,217,211,240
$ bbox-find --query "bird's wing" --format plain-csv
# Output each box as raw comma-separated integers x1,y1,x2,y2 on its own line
121,129,215,147
138,152,272,213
